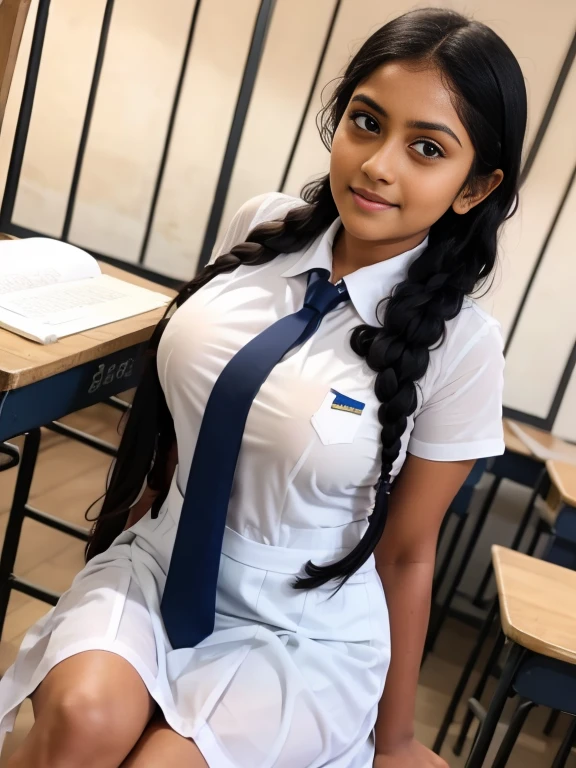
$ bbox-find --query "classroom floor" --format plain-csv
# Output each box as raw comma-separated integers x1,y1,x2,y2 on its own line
0,403,573,766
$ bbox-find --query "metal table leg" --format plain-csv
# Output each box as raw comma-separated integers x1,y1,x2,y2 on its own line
454,629,506,755
0,429,41,639
491,699,536,768
552,718,576,768
465,644,525,768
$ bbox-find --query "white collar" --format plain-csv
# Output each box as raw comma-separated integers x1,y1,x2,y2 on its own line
281,218,429,325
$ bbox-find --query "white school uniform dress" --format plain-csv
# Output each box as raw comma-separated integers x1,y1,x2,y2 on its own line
0,193,505,767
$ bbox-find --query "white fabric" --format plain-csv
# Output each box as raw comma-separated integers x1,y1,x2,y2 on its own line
0,192,505,767
0,480,386,767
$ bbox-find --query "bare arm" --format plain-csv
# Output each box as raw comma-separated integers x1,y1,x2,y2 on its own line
124,441,179,530
373,453,474,765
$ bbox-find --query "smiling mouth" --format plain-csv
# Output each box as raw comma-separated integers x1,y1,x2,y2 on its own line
350,187,399,211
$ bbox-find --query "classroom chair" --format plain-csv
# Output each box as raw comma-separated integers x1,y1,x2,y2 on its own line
468,454,576,741
471,424,576,609
0,442,19,472
464,546,576,767
434,497,576,763
426,422,554,654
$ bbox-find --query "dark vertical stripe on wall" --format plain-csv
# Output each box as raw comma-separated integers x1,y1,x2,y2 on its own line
138,0,203,265
278,0,342,193
0,0,52,230
504,163,575,356
61,0,116,242
520,30,576,185
196,0,277,272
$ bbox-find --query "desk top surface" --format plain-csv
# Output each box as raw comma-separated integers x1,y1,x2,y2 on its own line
503,420,533,457
0,260,176,391
492,545,576,664
546,460,576,508
504,419,576,465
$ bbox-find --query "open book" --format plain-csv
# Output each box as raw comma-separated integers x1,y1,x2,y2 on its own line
0,238,172,344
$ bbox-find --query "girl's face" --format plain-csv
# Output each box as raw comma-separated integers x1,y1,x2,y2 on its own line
330,61,502,250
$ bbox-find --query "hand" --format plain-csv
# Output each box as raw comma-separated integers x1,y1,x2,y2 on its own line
374,739,448,767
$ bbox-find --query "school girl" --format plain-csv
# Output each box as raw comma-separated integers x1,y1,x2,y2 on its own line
0,7,527,767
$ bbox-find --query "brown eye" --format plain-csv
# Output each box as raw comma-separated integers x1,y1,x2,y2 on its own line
352,113,380,134
411,140,445,159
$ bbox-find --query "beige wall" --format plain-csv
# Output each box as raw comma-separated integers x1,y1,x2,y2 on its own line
1,0,575,438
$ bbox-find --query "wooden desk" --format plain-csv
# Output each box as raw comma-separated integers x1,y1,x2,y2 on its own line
462,545,576,767
503,419,532,458
492,545,576,664
547,460,576,509
437,458,576,760
496,420,576,535
0,263,172,390
0,253,176,627
541,460,576,549
0,261,175,442
505,419,576,465
427,419,549,639
460,422,552,614
489,420,543,489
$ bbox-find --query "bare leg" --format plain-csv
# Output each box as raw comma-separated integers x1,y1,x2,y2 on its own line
6,651,155,768
121,712,208,767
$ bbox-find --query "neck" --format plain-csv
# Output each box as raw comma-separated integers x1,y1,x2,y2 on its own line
331,227,429,283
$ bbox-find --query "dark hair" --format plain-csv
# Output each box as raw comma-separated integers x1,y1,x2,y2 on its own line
86,8,527,590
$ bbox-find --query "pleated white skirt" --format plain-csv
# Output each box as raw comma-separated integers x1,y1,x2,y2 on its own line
0,477,390,767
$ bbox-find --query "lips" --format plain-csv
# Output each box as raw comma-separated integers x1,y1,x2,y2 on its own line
351,187,398,206
350,187,399,212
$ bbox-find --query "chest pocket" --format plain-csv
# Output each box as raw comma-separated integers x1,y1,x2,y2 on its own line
311,389,365,446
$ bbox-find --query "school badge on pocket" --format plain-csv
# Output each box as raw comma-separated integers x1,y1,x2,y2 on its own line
311,388,365,445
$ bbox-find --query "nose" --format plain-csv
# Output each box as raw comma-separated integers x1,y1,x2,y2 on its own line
360,140,397,185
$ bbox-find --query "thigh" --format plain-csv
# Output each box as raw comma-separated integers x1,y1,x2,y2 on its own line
121,713,208,768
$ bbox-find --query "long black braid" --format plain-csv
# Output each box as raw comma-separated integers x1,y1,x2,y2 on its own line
86,8,527,591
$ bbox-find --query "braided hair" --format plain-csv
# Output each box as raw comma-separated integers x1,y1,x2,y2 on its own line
86,8,527,591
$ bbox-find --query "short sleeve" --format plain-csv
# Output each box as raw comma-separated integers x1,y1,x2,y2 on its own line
408,324,505,461
209,193,301,264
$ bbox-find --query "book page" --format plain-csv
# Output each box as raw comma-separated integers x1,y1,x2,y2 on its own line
0,307,59,344
0,280,128,320
0,238,100,296
0,273,171,343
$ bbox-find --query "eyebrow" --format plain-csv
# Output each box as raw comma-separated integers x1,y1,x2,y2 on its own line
350,94,463,147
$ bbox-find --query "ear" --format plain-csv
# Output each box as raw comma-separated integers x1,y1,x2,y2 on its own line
452,169,504,215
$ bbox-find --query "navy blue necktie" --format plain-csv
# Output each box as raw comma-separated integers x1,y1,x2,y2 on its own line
161,269,350,650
